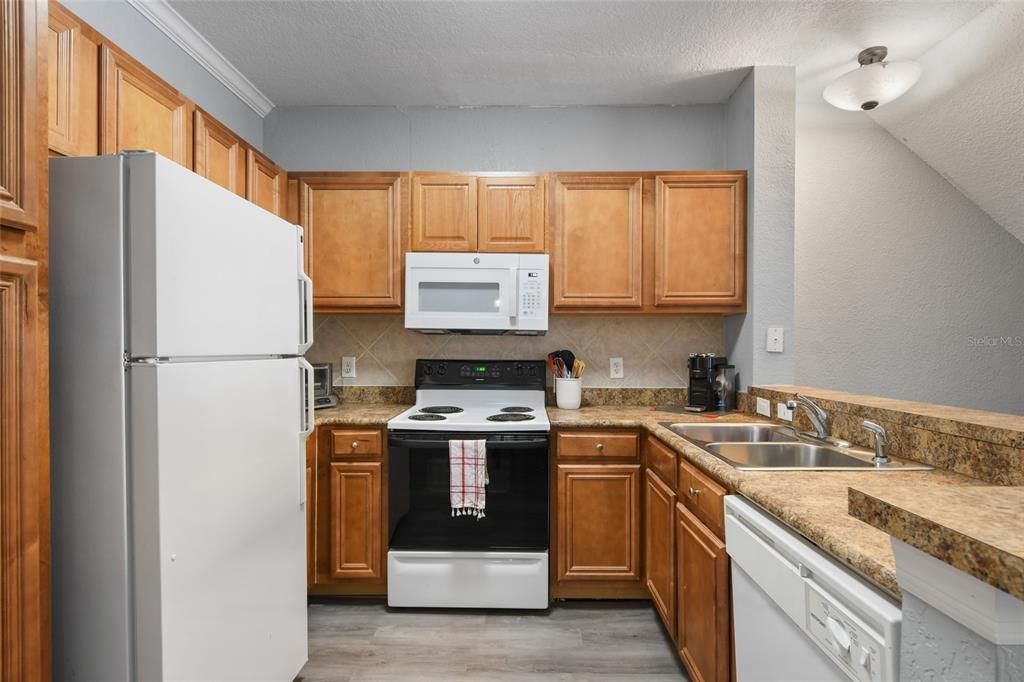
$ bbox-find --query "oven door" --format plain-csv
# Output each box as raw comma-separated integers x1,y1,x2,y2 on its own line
405,253,519,332
387,431,549,551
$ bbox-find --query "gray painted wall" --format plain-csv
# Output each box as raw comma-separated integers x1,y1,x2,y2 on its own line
63,0,264,148
263,105,727,170
724,66,797,391
794,120,1024,415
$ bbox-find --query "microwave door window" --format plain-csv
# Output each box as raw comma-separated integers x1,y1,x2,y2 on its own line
419,282,503,315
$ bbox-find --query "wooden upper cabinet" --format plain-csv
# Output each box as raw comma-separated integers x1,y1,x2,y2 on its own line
551,175,643,308
556,464,641,582
194,109,245,196
677,502,731,682
101,45,193,167
1,0,45,230
47,2,98,157
299,174,404,311
246,148,286,217
654,173,746,308
411,174,477,251
477,175,545,252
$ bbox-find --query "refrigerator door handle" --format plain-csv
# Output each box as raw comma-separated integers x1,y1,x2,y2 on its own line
298,358,314,506
298,272,314,354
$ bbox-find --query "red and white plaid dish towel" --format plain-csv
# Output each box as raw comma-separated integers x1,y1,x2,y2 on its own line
449,439,488,519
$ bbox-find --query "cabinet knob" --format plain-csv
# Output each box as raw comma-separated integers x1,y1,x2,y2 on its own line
688,487,701,496
596,443,604,451
351,441,359,449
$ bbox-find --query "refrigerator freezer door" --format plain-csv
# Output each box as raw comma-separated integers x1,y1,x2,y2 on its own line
126,152,308,358
130,358,308,681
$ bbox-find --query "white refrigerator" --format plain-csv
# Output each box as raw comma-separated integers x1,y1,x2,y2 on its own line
49,152,313,681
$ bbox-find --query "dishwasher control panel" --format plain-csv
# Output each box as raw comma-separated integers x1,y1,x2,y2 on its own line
806,583,889,682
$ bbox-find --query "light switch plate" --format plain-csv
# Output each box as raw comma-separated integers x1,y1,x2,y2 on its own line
341,356,357,378
777,402,794,421
766,327,785,353
756,397,771,417
609,357,624,379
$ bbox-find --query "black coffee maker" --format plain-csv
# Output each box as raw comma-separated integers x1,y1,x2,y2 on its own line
687,353,729,411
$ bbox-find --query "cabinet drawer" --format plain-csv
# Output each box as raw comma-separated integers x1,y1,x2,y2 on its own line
644,436,677,487
679,460,727,539
557,431,639,459
330,429,382,458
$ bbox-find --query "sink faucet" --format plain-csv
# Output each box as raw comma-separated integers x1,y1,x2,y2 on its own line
861,421,890,465
785,394,851,447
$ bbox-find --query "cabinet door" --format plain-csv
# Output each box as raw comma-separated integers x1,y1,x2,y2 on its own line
1,0,44,230
645,470,677,638
411,174,477,251
305,434,316,589
677,503,731,682
299,174,403,311
246,148,287,217
477,175,545,252
328,462,382,580
101,46,193,167
47,2,98,157
551,176,643,308
194,109,245,196
654,174,746,308
556,464,640,581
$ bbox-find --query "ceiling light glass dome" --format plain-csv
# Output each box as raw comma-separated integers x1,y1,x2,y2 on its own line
823,46,922,111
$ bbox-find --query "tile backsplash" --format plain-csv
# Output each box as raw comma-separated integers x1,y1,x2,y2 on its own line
308,315,723,388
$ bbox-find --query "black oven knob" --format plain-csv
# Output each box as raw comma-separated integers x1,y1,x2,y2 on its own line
515,364,524,377
424,364,433,375
528,365,537,377
437,363,447,376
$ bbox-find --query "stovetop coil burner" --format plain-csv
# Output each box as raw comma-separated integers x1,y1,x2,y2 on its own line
500,406,534,413
419,406,464,414
486,413,536,422
409,413,446,421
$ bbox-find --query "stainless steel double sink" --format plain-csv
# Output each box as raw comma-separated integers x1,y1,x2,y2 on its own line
660,422,932,471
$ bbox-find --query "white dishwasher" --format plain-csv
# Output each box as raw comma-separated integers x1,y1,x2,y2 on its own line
724,496,901,682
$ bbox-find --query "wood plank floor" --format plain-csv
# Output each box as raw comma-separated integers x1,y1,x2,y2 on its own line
298,599,688,681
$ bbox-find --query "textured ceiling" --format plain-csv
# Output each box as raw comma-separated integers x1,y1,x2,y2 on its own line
167,0,988,107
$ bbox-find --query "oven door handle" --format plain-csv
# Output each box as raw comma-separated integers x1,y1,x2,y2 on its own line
388,436,550,449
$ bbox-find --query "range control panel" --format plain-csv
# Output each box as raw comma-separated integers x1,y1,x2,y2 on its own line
415,359,546,390
517,269,546,319
806,584,889,682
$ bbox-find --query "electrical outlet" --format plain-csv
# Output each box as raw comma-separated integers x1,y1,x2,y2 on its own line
609,357,624,379
766,327,785,353
341,356,357,378
777,402,794,421
756,397,771,417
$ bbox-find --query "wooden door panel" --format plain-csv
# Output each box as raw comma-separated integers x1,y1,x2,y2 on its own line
556,464,640,581
1,256,43,680
677,503,730,682
477,176,545,252
328,462,382,580
411,174,477,251
101,46,192,167
654,174,746,308
552,176,643,308
645,470,677,638
299,174,403,311
246,148,286,217
1,0,44,230
194,109,245,196
47,3,98,158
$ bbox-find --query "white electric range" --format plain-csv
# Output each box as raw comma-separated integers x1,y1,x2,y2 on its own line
386,359,550,609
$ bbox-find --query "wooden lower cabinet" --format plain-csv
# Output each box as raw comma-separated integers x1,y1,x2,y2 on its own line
644,469,677,639
676,502,731,682
312,425,387,595
554,463,641,593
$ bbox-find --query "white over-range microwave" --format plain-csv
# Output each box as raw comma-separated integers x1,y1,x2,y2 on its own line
405,252,549,335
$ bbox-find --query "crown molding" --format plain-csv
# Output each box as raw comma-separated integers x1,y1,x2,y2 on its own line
125,0,274,117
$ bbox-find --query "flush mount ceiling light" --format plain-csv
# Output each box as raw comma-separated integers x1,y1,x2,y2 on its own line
823,46,922,111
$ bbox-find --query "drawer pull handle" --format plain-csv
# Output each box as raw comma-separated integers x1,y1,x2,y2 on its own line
688,487,702,496
351,441,359,449
596,443,604,451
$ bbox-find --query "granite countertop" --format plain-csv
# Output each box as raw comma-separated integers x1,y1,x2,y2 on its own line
849,484,1024,600
315,402,992,599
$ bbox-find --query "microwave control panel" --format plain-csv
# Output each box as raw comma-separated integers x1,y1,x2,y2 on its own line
517,270,547,319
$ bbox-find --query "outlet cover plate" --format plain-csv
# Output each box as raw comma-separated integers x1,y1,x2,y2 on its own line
777,402,794,421
609,357,624,379
341,356,357,378
766,327,785,353
756,397,771,417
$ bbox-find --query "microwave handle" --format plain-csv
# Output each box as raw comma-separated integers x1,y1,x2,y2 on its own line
507,269,518,318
